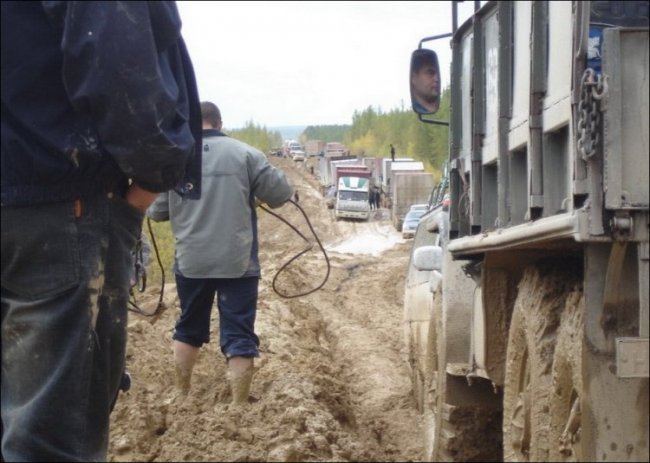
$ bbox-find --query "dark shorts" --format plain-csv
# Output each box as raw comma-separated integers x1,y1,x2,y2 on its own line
173,273,260,358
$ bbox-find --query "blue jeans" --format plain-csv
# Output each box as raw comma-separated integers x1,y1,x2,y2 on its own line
1,193,143,462
173,274,260,358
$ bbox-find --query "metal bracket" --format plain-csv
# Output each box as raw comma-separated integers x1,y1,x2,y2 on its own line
616,338,649,378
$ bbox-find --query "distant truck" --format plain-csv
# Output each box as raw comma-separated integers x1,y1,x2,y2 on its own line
305,139,326,157
335,166,371,221
333,164,371,187
320,157,357,188
324,142,348,157
391,172,433,230
380,158,416,191
283,140,302,157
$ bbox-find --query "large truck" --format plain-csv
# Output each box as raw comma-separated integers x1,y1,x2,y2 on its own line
324,141,348,157
334,166,371,221
321,157,359,188
403,1,648,462
391,171,434,231
305,139,326,157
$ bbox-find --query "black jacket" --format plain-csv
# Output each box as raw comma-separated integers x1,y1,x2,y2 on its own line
1,1,202,206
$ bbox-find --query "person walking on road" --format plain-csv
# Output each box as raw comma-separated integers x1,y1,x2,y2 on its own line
1,2,201,461
147,102,294,405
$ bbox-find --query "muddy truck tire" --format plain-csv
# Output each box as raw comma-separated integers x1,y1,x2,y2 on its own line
549,288,584,462
503,262,582,462
422,290,502,462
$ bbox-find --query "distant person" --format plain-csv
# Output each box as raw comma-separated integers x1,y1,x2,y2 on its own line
368,190,375,210
410,48,441,114
1,2,201,461
390,144,396,161
147,102,294,405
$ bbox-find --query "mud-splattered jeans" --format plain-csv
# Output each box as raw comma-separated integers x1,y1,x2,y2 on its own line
1,193,143,462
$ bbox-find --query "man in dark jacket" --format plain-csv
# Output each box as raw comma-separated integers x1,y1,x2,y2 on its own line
0,2,201,461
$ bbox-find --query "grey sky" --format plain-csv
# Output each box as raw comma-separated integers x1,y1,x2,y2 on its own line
177,1,478,129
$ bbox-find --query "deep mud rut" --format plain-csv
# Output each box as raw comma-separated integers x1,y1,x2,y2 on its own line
109,156,424,462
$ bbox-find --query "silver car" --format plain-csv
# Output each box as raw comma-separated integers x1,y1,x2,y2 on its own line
402,209,425,238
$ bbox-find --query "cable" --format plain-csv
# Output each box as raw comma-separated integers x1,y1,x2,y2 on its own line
260,198,331,298
129,199,329,311
127,217,166,317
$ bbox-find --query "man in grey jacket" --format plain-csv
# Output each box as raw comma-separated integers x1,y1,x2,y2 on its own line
147,101,294,404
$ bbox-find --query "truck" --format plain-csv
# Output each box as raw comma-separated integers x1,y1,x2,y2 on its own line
402,1,649,462
320,157,357,188
305,139,326,157
334,166,371,221
324,141,348,157
390,171,434,231
380,158,416,193
333,164,371,187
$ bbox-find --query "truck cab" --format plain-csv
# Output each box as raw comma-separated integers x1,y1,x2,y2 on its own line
335,174,370,220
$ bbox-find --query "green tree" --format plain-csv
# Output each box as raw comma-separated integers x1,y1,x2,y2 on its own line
226,120,283,154
319,87,451,178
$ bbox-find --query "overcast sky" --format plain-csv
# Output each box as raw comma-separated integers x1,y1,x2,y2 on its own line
176,1,479,129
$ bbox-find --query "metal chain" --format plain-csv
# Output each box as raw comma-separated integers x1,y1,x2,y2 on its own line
577,68,608,161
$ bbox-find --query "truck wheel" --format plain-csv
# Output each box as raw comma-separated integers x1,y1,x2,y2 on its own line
422,310,440,460
503,306,535,461
549,289,584,462
503,264,571,461
423,291,502,462
408,332,426,412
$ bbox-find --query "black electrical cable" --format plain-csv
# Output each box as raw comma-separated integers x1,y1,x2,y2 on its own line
260,198,330,298
127,217,166,317
129,198,329,314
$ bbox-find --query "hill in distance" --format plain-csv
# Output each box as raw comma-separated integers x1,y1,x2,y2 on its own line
268,126,307,142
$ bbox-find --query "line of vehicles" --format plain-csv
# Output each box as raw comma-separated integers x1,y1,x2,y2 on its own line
272,140,351,162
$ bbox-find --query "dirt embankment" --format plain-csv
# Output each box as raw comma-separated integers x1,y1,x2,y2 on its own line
109,156,424,462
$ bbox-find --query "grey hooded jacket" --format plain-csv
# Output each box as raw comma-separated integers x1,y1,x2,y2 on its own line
147,130,293,278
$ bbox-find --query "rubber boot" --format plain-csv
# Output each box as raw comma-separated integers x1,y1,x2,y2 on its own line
228,356,254,404
173,341,199,397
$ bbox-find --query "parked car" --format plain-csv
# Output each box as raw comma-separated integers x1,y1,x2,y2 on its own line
409,203,430,213
401,209,425,238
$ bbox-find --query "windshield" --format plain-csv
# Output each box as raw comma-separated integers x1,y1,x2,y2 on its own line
339,191,368,201
405,210,425,220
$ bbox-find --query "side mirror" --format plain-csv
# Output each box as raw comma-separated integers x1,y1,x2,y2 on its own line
410,48,441,115
413,245,443,272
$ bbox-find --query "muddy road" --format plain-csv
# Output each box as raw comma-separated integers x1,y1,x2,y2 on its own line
109,156,424,462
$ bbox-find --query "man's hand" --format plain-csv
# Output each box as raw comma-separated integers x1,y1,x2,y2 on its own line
125,183,159,212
